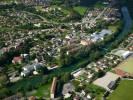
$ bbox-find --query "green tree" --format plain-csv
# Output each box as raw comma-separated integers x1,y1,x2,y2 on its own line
0,87,10,99
61,72,72,83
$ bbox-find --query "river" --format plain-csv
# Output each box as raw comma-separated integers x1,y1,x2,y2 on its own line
50,6,132,75
104,6,132,49
119,7,132,39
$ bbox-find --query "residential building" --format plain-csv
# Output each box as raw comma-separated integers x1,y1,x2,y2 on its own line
93,72,120,91
50,77,57,99
21,63,42,77
62,83,75,99
112,49,132,59
12,56,23,64
80,40,92,46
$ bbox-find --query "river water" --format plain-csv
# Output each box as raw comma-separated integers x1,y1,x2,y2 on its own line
104,7,132,49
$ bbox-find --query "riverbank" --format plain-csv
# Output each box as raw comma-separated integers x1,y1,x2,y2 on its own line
8,5,133,96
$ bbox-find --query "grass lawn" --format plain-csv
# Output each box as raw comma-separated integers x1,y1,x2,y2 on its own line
73,6,87,16
96,93,104,100
108,80,133,100
33,83,51,98
108,26,119,33
35,6,43,11
108,20,123,33
117,57,133,74
62,9,70,15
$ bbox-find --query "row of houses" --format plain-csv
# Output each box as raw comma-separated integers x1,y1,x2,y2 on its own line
70,48,132,89
120,34,133,51
20,0,51,6
82,2,120,29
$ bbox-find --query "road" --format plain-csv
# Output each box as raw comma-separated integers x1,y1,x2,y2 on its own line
88,7,108,27
23,11,48,22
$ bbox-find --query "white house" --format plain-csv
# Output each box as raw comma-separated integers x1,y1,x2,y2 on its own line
91,29,112,42
21,63,42,77
112,49,132,59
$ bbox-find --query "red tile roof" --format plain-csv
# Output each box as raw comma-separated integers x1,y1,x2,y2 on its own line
12,56,23,64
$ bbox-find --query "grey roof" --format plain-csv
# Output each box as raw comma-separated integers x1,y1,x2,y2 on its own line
62,83,75,95
91,29,112,42
108,81,116,89
4,93,22,100
24,65,34,71
22,70,30,76
99,29,112,37
23,63,42,71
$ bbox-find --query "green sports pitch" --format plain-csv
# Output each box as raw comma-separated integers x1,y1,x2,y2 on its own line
108,80,133,100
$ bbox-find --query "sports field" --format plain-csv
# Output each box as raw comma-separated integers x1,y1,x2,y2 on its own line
108,80,133,100
116,57,133,74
